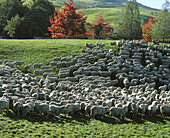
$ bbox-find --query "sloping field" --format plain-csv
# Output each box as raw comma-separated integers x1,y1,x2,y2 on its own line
0,39,170,137
78,7,159,25
0,39,115,65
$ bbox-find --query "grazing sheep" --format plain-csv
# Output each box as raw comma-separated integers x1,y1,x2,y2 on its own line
49,105,62,116
24,64,32,71
34,102,49,116
13,102,23,116
139,104,146,117
148,103,157,116
160,104,170,116
0,98,9,113
85,104,93,116
21,101,34,117
109,106,126,120
90,106,109,119
131,103,139,117
62,103,74,116
33,63,43,69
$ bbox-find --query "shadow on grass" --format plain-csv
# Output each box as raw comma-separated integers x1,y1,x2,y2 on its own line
3,110,170,125
4,111,91,125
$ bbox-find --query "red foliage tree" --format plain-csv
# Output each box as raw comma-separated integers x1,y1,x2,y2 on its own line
86,13,113,39
142,16,156,42
48,0,87,38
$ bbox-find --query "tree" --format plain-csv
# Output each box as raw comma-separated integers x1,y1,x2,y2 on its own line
0,0,28,38
142,16,156,42
119,0,142,40
86,13,113,39
112,8,125,39
48,0,87,38
149,0,170,42
22,0,55,38
4,14,25,38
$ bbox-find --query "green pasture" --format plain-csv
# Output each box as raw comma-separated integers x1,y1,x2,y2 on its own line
0,39,170,137
0,111,170,137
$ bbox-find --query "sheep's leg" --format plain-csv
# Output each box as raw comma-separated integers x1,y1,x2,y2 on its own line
109,113,111,119
93,113,95,119
101,115,103,119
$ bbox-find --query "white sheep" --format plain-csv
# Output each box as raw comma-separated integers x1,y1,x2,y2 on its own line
131,103,139,117
90,106,109,119
109,106,126,120
148,103,157,116
0,98,9,113
49,105,62,116
160,104,170,116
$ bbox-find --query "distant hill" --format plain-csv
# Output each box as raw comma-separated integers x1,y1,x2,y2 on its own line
47,0,160,25
0,0,160,25
49,0,160,11
78,7,159,25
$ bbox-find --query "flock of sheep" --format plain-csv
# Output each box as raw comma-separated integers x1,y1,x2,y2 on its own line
0,39,170,120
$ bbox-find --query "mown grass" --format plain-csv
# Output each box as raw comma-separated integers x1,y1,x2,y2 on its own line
0,39,115,65
0,111,170,138
0,39,170,137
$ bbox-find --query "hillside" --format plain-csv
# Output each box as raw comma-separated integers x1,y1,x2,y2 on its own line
50,0,160,10
43,0,160,25
78,7,159,25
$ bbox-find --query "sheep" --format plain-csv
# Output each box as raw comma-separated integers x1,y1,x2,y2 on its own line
13,102,23,116
84,104,93,116
34,70,43,75
148,103,157,116
110,42,116,46
34,102,49,116
62,103,74,116
72,103,81,115
33,63,43,69
24,64,32,71
96,43,105,48
90,106,109,119
49,105,63,116
14,61,24,66
109,106,126,120
131,103,139,117
85,43,95,49
139,104,147,117
0,98,10,113
160,104,170,116
21,101,34,117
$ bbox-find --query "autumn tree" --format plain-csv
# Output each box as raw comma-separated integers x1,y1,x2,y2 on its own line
142,16,156,42
86,13,113,39
48,0,87,38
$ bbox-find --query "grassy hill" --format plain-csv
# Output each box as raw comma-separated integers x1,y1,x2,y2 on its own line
78,7,158,25
0,0,160,26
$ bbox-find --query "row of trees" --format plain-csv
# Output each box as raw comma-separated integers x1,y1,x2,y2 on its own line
0,0,54,38
0,0,169,41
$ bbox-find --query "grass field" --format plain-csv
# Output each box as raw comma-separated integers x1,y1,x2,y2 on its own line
0,39,115,65
0,110,170,137
0,39,170,137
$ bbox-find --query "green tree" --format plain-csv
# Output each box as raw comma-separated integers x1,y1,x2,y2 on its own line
0,0,28,37
22,0,55,38
151,0,170,42
7,0,28,19
4,14,25,38
0,0,11,37
119,0,142,40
